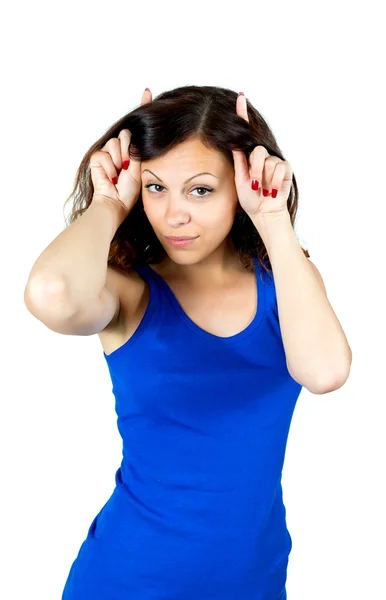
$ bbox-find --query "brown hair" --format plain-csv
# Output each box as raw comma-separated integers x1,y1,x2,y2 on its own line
63,85,310,279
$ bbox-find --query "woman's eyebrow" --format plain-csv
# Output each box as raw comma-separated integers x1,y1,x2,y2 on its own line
142,169,218,184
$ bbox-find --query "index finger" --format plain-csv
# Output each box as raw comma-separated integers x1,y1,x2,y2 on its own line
141,87,153,105
120,89,153,167
236,92,249,122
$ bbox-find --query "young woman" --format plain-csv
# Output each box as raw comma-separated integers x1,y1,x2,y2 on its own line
24,85,352,600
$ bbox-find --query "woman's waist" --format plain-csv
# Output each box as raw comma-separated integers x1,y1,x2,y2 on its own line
103,476,289,549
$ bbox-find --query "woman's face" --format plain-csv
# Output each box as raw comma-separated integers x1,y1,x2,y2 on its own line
141,138,240,265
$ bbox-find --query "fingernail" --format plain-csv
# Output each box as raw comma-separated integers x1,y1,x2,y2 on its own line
272,189,278,198
145,87,151,91
122,160,130,170
112,176,118,185
238,91,244,96
251,180,259,191
262,189,269,197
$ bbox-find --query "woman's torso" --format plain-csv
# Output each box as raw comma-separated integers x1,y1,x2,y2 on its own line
98,261,259,356
63,256,300,599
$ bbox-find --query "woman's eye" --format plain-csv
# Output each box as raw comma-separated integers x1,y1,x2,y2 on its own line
144,184,213,198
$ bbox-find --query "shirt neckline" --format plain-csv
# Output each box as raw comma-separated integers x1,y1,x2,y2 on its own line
142,257,266,344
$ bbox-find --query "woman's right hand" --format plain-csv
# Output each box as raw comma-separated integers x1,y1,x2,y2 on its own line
90,87,152,215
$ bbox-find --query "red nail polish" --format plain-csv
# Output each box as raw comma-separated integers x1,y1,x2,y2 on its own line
262,189,269,197
271,189,278,198
251,180,259,191
122,160,130,170
112,176,118,185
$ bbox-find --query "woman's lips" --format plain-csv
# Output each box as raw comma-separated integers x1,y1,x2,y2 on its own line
164,236,198,248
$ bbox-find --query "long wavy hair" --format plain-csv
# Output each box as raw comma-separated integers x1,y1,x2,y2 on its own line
63,85,309,279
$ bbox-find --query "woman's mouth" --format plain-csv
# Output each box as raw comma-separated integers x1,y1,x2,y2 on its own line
164,236,198,248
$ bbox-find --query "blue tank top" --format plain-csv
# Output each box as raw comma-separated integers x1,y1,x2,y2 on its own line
62,257,302,600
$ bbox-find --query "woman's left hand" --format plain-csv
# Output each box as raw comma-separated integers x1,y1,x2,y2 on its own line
231,93,293,218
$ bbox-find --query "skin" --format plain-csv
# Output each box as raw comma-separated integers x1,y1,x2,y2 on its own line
140,137,247,288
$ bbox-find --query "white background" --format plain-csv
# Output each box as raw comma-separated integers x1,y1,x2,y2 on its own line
2,0,385,598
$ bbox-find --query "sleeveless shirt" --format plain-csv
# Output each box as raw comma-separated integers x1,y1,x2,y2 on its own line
62,257,302,600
